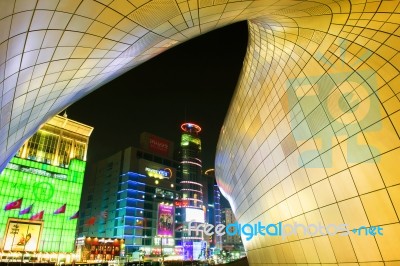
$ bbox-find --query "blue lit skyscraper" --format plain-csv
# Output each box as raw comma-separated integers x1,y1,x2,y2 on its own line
78,133,179,257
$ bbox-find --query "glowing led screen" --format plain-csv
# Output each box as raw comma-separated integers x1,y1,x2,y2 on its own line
148,135,170,157
157,204,174,237
181,134,201,147
0,158,86,252
183,241,193,261
184,208,205,223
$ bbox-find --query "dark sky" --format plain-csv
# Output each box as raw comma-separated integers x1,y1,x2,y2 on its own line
65,21,248,169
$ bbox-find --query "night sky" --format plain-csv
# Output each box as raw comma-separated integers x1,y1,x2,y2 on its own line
65,21,248,170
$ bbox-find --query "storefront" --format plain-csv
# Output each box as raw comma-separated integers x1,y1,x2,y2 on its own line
75,237,125,262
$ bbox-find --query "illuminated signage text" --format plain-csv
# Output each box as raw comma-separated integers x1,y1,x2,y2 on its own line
145,167,172,179
7,163,67,180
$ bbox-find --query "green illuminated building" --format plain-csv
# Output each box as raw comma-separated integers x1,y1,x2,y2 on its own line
0,114,93,253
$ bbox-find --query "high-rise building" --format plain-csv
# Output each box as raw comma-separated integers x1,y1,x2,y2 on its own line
213,183,223,250
180,123,203,208
177,122,206,260
221,208,242,250
0,114,93,254
78,133,180,259
204,169,223,250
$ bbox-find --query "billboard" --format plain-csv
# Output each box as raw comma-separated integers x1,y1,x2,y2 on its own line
193,242,205,261
174,199,189,207
149,135,169,156
185,208,205,223
138,159,176,180
140,133,174,158
183,241,193,261
157,204,174,236
2,218,43,252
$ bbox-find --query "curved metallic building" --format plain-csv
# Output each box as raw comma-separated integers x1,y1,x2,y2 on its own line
0,0,399,264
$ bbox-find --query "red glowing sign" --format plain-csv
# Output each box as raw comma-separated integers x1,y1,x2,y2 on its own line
174,200,182,207
149,135,169,156
174,199,188,207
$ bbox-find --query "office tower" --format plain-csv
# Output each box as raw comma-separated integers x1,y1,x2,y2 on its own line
78,133,180,259
221,208,242,250
0,114,93,253
204,168,223,251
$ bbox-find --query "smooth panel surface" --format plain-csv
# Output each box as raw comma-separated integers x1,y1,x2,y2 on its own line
216,1,400,264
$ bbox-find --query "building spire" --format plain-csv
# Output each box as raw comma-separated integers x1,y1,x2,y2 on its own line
184,104,187,123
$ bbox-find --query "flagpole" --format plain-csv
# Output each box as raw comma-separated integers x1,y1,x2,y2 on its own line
40,240,45,262
57,214,66,265
8,223,19,266
21,223,30,264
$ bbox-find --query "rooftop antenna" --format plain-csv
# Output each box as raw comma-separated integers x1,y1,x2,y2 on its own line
184,104,187,122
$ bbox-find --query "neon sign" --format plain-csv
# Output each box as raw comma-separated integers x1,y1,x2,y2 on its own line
145,167,172,179
148,135,169,156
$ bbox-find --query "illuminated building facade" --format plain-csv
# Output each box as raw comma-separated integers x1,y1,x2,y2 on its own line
179,123,203,207
221,208,242,251
1,1,400,265
213,183,222,251
203,169,222,251
78,133,180,257
208,169,223,251
177,123,206,260
0,114,93,253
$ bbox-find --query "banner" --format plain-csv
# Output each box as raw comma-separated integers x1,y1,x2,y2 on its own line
4,198,22,211
19,204,33,215
86,216,96,226
53,204,66,214
70,211,79,220
2,218,43,252
30,210,44,220
157,204,174,237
